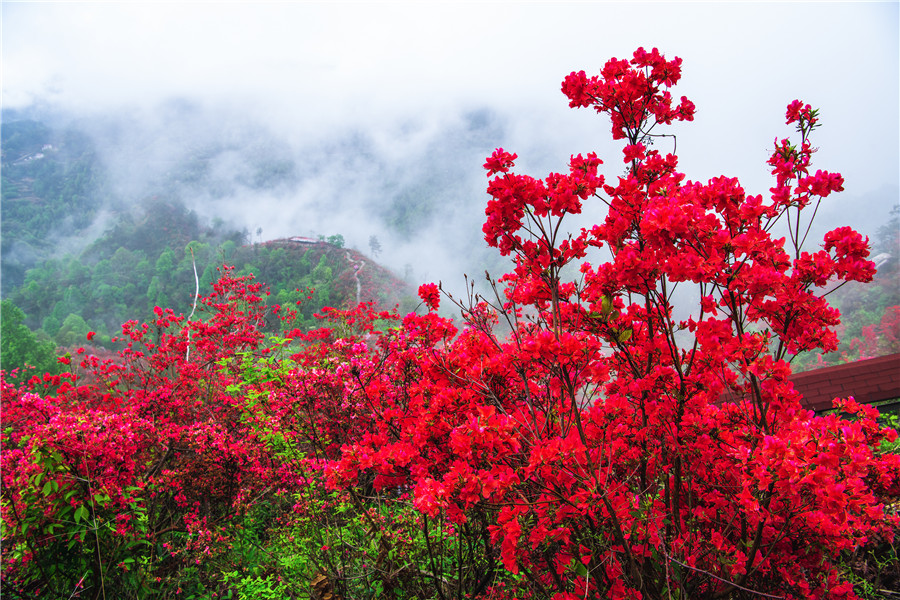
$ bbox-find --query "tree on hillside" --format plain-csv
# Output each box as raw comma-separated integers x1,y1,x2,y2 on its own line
369,234,382,258
54,313,90,349
0,300,58,377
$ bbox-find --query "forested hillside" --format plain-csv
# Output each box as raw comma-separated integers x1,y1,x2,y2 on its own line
1,117,417,377
6,200,414,335
2,119,106,288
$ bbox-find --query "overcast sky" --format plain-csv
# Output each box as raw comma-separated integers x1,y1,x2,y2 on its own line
3,1,898,288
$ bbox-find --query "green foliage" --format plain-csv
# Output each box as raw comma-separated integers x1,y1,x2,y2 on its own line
0,300,58,377
261,482,508,600
842,528,900,599
221,572,289,600
878,411,900,454
2,446,153,599
54,313,90,348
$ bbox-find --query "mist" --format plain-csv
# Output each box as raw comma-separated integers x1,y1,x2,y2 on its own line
3,2,898,301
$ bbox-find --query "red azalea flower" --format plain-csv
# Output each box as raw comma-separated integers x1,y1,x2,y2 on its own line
418,283,440,311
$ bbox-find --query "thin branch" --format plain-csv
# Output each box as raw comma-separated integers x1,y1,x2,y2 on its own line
185,246,200,362
660,546,784,599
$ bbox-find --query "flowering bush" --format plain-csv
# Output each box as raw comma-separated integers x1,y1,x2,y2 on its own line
315,48,899,599
1,270,279,597
3,48,898,600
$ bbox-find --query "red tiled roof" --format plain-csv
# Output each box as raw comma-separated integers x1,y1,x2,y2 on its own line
790,353,900,413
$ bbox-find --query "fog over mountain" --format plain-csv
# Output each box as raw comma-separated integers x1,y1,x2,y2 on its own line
3,2,898,298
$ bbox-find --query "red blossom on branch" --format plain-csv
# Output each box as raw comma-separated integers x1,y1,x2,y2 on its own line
418,282,441,311
483,148,518,177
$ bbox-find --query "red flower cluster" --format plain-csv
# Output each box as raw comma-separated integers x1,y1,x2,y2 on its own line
483,148,518,177
786,99,818,127
561,47,695,141
418,282,440,311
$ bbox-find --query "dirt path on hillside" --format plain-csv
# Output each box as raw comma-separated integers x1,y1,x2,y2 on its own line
346,251,364,305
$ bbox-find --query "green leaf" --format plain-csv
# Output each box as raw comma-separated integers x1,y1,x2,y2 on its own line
574,560,588,578
601,295,613,317
73,505,88,524
41,481,53,496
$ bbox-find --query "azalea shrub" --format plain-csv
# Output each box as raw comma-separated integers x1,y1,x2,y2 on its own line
1,272,280,598
3,47,900,600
